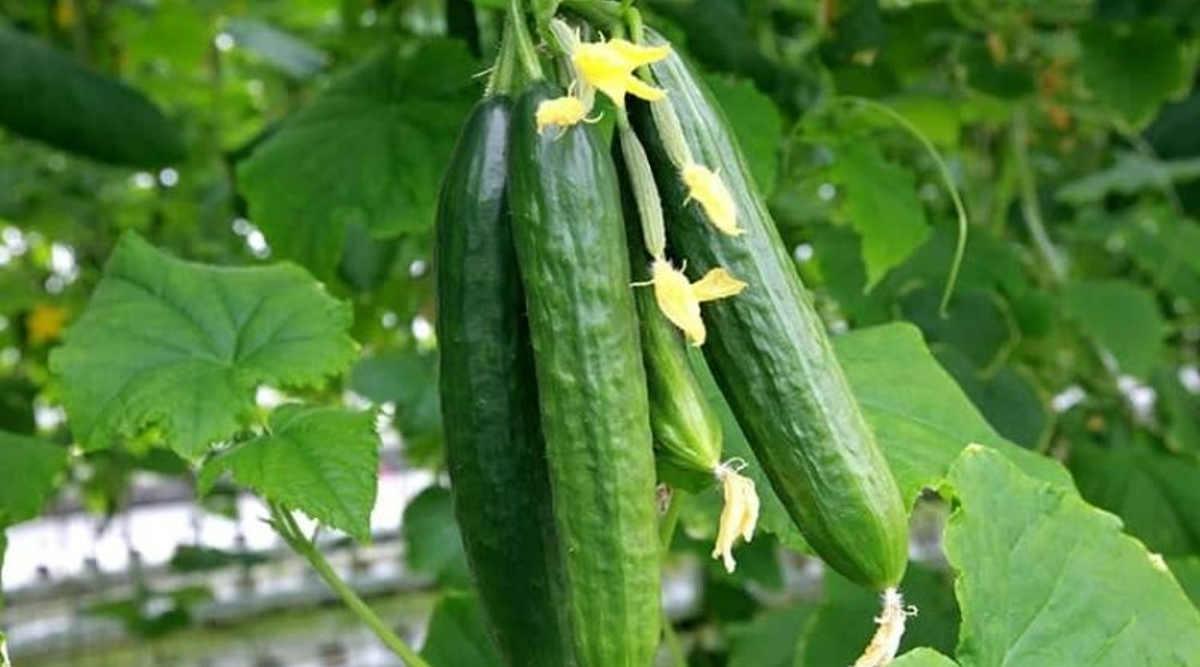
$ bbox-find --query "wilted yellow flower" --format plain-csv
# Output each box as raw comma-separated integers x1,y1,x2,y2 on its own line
573,38,670,108
650,258,746,346
27,303,68,345
682,163,740,235
536,95,589,133
712,463,759,573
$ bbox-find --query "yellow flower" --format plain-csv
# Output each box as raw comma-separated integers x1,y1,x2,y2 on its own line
27,303,68,346
536,95,589,133
712,463,759,573
572,38,670,108
682,163,740,235
650,258,746,346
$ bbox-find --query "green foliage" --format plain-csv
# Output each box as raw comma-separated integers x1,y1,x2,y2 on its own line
50,233,357,458
1060,279,1166,377
402,486,471,587
419,592,503,666
0,431,66,526
830,141,930,289
237,40,479,276
1078,21,1185,128
704,73,783,196
891,648,959,667
200,405,379,541
943,446,1200,666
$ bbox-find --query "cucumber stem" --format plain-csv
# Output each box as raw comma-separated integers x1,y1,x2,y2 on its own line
1011,108,1068,283
559,0,624,27
486,19,518,96
658,488,683,553
852,587,916,667
268,503,431,667
508,0,544,80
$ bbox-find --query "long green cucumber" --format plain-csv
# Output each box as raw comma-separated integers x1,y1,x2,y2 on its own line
508,81,662,667
631,36,909,590
435,96,575,667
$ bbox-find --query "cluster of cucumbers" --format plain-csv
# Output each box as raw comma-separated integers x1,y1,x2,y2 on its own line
435,7,908,666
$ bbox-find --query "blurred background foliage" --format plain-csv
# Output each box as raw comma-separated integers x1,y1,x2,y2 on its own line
0,0,1198,664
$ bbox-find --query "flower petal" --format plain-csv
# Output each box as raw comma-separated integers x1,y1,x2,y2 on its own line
651,259,706,346
691,268,747,302
625,76,666,102
682,163,741,235
535,95,588,133
607,39,672,67
573,39,670,108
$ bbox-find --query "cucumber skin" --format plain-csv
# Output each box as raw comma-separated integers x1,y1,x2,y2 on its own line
631,40,909,590
508,82,662,667
435,96,576,667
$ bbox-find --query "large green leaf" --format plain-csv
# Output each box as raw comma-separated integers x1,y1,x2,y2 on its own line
199,405,379,541
419,592,503,667
834,323,1072,507
1079,21,1185,128
50,233,357,459
1060,279,1166,378
943,446,1200,666
892,648,959,667
1168,557,1200,608
237,40,478,276
933,347,1049,449
401,486,470,587
704,73,782,196
830,141,931,290
0,431,67,526
725,603,815,667
0,24,184,166
1069,437,1200,557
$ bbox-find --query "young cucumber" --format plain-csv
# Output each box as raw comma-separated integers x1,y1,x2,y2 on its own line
631,36,909,590
435,96,576,667
508,82,662,667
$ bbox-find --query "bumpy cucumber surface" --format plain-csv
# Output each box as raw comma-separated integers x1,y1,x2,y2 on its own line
508,82,662,667
435,96,575,667
631,37,909,590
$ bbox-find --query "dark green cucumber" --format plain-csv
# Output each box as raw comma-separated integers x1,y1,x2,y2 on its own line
631,36,909,590
435,96,575,667
508,82,662,667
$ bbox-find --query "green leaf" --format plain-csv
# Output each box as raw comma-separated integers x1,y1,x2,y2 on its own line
933,346,1049,449
943,445,1200,666
200,405,379,541
50,233,357,458
350,349,443,465
1056,153,1200,205
891,648,959,667
237,40,478,276
796,565,959,666
1157,370,1200,454
401,486,471,587
1167,557,1200,608
419,591,503,667
1069,437,1200,557
1060,279,1166,378
834,323,1072,507
1079,21,1184,128
224,18,328,80
900,287,1016,370
0,431,67,526
0,24,184,166
830,141,930,289
726,603,815,667
704,73,782,196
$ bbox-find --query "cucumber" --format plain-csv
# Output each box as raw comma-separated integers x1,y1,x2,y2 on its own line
630,36,909,590
435,95,575,667
508,81,662,667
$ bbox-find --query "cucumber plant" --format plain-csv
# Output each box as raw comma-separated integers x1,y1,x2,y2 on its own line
2,1,1200,666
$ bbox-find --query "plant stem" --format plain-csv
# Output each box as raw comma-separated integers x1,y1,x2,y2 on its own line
1011,109,1068,284
486,19,518,96
658,488,683,553
560,0,624,27
839,96,969,316
269,504,431,667
508,0,544,80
